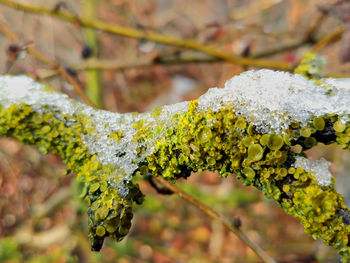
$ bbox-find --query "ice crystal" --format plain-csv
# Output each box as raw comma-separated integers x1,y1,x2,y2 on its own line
293,156,332,186
198,69,350,133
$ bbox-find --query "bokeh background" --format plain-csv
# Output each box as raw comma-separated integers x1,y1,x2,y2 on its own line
0,0,350,262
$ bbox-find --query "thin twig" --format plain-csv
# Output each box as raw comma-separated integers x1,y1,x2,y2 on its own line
82,0,102,107
253,8,332,59
14,225,71,248
154,177,277,263
252,39,306,58
0,20,96,107
36,9,333,76
324,73,350,78
0,0,292,71
38,10,338,77
311,26,345,52
39,30,342,78
39,29,343,79
32,187,72,221
230,0,283,21
38,55,216,79
303,10,328,43
1,0,340,76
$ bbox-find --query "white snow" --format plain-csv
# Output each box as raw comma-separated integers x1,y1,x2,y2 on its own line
293,156,332,186
0,75,188,196
0,70,349,189
199,69,350,133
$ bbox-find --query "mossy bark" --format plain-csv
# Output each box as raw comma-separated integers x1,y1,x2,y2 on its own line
1,76,350,261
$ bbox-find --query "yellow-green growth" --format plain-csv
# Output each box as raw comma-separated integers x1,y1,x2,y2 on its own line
295,52,326,79
0,103,143,251
267,134,284,151
83,0,102,107
313,117,325,131
2,81,350,260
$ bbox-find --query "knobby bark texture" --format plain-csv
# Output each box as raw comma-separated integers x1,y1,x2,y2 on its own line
1,68,350,261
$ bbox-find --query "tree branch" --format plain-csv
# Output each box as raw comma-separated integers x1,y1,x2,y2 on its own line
311,26,345,52
1,70,350,261
0,0,292,71
82,0,102,107
0,20,96,108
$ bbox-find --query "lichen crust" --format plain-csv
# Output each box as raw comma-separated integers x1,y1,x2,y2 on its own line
1,71,350,260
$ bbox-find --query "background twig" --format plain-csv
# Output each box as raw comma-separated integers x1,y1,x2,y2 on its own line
0,20,96,107
154,177,277,263
0,0,293,71
82,0,102,107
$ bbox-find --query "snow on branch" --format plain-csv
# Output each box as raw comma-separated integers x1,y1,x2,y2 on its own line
1,70,350,260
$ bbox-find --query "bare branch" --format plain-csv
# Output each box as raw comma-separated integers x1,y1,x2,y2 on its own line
0,20,96,107
0,0,292,71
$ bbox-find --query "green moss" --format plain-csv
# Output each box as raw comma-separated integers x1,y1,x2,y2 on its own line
235,116,247,130
243,136,255,147
96,226,106,237
339,134,350,144
242,167,255,180
304,137,317,148
89,182,100,193
294,52,325,79
334,120,346,133
0,103,144,252
199,126,212,142
247,144,264,161
300,127,312,138
313,117,326,131
267,134,284,151
140,100,350,260
108,130,123,141
259,134,270,146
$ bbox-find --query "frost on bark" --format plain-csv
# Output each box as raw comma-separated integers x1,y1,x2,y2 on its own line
1,70,350,260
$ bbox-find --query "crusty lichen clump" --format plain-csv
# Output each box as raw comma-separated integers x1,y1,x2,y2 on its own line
1,71,350,260
0,103,144,251
140,100,350,260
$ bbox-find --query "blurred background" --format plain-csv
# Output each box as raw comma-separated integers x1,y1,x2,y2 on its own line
0,0,350,262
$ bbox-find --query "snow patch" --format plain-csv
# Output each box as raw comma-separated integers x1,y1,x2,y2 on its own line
293,156,332,186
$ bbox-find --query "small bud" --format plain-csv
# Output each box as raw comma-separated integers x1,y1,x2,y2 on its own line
232,217,242,229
